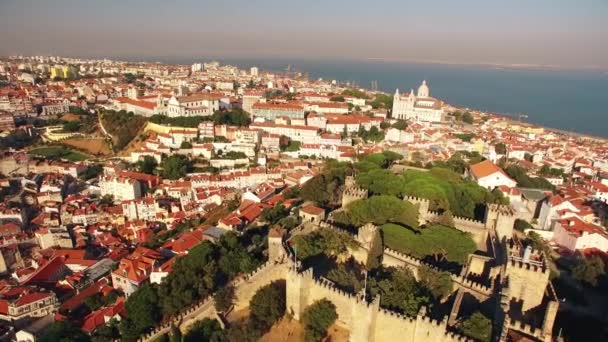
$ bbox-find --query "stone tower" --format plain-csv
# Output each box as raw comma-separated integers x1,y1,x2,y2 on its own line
404,196,430,225
504,244,550,312
268,226,285,263
356,223,379,249
341,176,368,208
485,204,516,240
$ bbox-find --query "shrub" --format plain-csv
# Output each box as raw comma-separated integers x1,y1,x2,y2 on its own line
302,299,338,342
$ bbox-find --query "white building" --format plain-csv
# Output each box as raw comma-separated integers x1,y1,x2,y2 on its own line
166,93,221,117
466,160,517,190
553,217,608,252
99,175,142,201
392,80,444,122
385,128,414,144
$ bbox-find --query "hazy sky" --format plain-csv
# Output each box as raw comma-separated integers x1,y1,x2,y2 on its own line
1,0,607,68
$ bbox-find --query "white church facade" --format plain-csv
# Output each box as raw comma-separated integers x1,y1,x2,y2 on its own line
392,80,444,122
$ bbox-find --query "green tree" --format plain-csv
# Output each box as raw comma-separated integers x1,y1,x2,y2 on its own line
346,195,419,228
461,112,474,124
214,285,234,313
120,284,161,340
99,194,114,205
100,109,148,150
330,95,345,102
261,204,290,224
326,260,364,293
211,109,251,126
392,120,408,130
293,228,358,262
160,155,192,180
300,161,352,208
418,265,453,299
184,319,224,342
370,93,393,109
367,267,430,316
249,281,286,330
356,169,406,197
459,311,492,342
40,321,90,342
381,224,477,265
62,121,81,132
494,142,507,155
341,89,369,99
180,141,193,149
79,163,103,181
572,255,605,287
301,299,338,342
91,318,120,342
505,165,554,190
514,219,532,232
136,155,158,175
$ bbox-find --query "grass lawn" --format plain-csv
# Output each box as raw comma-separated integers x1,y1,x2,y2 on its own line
381,223,477,265
29,146,88,162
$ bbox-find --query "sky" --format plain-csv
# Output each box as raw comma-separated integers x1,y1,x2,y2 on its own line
0,0,607,69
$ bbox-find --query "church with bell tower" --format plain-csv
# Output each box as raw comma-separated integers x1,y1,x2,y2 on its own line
392,80,444,122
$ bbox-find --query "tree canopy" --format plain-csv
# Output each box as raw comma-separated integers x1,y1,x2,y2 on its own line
381,224,477,265
249,281,286,331
572,255,605,287
345,195,419,228
40,321,90,342
183,319,224,342
302,299,338,342
367,266,430,316
136,155,158,175
160,155,193,180
505,165,555,190
459,311,492,342
300,161,352,208
100,109,148,150
293,228,357,262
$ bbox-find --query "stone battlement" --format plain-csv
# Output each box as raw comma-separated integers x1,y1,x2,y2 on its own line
312,276,356,299
403,195,430,204
488,203,515,216
507,259,548,274
451,275,493,295
508,319,543,339
319,221,356,237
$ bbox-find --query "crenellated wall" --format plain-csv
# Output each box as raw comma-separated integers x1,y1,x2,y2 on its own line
286,265,471,342
233,261,290,310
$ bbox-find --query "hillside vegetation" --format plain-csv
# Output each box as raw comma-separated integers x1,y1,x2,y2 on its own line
100,109,148,150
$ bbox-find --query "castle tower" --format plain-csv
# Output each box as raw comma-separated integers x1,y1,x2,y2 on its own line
484,204,516,240
341,177,368,208
356,223,378,249
505,246,550,312
285,267,313,320
268,226,285,263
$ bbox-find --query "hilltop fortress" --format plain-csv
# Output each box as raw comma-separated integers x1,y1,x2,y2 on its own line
140,179,557,342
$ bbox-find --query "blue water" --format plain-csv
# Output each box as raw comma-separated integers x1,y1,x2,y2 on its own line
141,56,608,138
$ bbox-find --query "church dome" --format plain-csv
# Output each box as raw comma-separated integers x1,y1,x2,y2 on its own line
417,80,429,98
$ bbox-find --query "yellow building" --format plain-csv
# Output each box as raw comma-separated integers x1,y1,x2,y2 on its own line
50,66,75,79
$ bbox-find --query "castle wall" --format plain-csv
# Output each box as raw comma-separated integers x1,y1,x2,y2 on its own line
287,266,470,342
233,261,289,310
